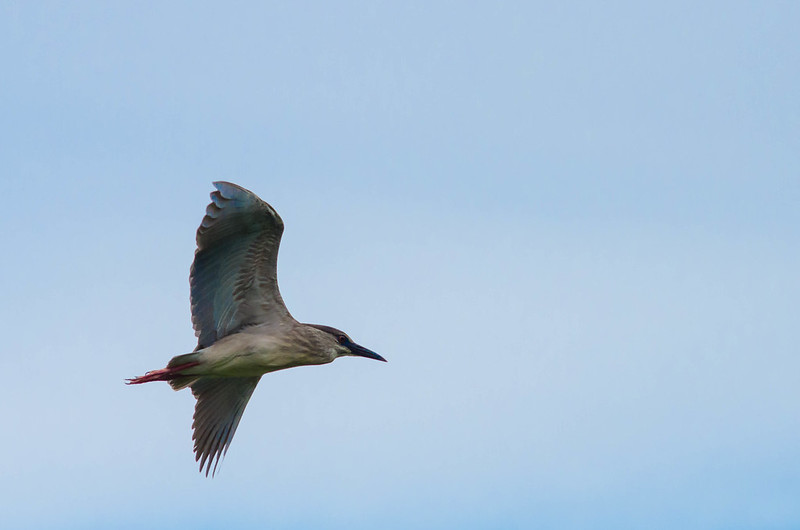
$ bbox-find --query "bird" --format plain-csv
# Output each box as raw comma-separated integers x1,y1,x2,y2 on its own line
127,181,386,476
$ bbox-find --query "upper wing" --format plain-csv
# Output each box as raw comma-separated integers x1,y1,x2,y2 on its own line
190,181,292,349
190,375,261,477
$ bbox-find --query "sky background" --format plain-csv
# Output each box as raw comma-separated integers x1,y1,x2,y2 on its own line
1,1,799,528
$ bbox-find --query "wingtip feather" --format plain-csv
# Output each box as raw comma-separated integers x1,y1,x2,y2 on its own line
190,376,261,478
212,181,249,200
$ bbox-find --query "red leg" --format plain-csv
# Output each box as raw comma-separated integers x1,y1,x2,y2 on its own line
126,361,201,385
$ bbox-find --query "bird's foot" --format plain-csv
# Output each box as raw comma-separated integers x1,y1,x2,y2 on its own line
126,362,201,385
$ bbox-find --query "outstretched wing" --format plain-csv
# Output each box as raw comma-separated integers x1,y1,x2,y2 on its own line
190,181,292,349
190,376,261,476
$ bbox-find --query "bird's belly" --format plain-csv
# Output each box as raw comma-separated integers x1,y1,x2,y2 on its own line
200,332,327,376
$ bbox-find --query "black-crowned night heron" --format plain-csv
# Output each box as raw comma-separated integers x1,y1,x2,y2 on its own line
127,182,386,476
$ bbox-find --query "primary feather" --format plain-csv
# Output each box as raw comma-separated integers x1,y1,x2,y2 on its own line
190,376,261,477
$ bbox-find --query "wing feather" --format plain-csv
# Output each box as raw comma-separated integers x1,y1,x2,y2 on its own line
190,182,291,349
190,376,261,477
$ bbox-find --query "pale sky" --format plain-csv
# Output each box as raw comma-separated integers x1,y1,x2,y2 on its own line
1,2,799,529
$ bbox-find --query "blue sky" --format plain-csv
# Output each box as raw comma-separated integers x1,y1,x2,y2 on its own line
1,1,798,528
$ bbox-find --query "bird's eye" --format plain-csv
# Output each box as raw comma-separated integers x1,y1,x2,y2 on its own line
338,335,348,345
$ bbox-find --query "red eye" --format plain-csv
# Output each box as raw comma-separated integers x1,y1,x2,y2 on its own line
338,335,347,344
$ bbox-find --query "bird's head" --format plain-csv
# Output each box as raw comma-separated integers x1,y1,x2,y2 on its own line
306,324,386,362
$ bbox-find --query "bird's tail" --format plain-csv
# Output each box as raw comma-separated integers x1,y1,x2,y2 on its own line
126,352,202,390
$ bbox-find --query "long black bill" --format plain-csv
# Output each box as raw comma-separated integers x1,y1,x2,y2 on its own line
349,343,387,362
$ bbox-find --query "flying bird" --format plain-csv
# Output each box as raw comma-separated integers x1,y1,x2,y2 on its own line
127,182,386,476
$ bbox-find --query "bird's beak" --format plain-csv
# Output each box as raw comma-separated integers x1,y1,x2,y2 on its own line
349,342,387,362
